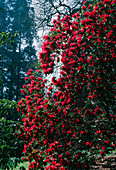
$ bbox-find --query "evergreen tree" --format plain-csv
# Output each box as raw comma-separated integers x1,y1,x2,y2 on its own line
0,0,38,101
0,6,24,169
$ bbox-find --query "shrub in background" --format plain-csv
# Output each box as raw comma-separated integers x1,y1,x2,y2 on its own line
0,99,23,169
17,0,116,169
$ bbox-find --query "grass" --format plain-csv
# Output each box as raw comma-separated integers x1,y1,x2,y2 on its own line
14,161,29,170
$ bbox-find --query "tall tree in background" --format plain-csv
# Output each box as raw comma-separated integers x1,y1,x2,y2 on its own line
31,0,86,65
0,6,24,169
0,0,38,101
33,0,83,30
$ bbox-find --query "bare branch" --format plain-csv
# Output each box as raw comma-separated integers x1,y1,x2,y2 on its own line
32,0,82,30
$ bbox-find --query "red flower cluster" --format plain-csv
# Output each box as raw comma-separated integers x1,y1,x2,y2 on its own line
17,0,116,169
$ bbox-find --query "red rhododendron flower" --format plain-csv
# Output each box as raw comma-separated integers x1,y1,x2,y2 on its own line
17,0,116,169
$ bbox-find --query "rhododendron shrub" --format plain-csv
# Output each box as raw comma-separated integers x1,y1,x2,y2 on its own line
17,0,116,169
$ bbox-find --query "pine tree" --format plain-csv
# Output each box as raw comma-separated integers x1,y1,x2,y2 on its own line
0,0,38,101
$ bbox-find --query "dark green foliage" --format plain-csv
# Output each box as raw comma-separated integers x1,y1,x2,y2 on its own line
0,118,24,170
0,99,24,169
0,99,21,121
